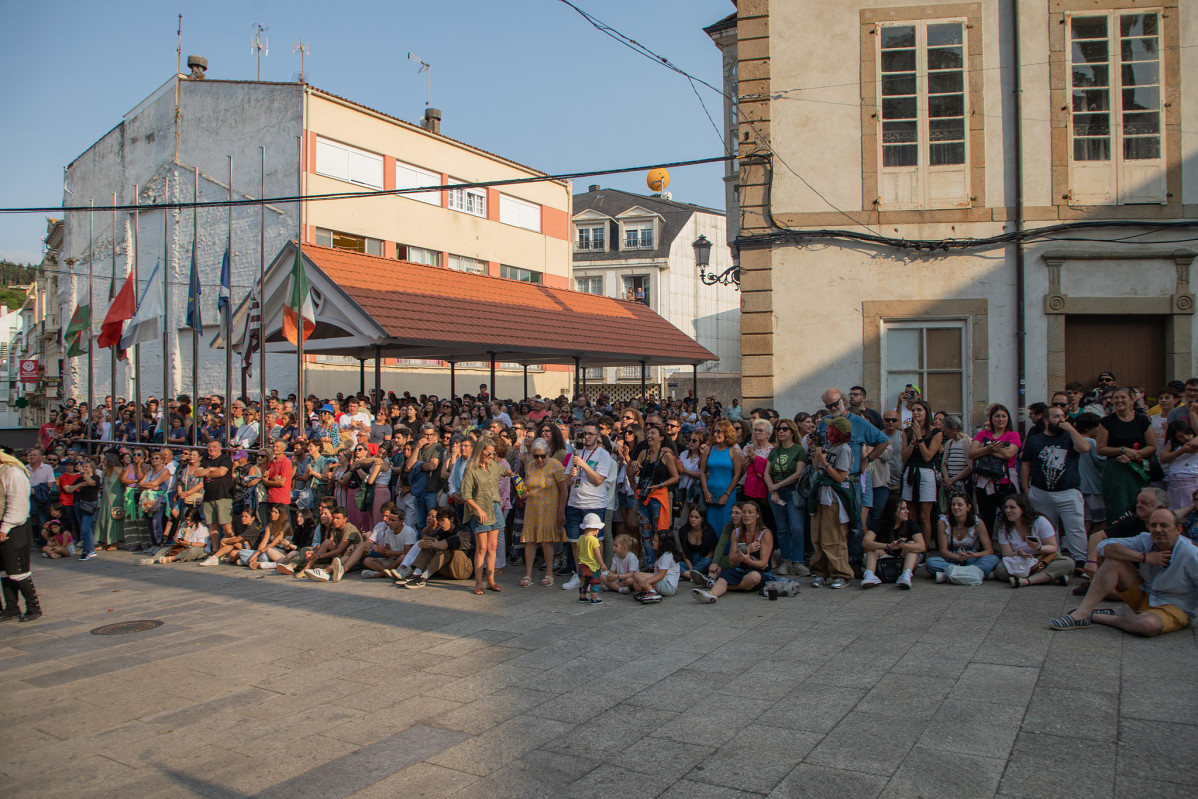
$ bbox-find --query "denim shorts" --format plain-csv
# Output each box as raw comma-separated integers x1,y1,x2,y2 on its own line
721,566,772,587
469,501,503,533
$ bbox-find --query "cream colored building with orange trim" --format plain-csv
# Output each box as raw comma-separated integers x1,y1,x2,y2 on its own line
60,60,575,404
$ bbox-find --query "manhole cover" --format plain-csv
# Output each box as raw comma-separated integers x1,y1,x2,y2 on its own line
90,620,164,635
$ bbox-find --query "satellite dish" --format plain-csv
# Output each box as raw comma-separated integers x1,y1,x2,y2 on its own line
647,168,670,193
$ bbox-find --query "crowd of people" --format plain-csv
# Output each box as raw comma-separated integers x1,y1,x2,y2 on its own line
4,373,1198,637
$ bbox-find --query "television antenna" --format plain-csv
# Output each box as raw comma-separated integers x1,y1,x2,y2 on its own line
293,39,310,83
408,52,431,106
251,23,269,80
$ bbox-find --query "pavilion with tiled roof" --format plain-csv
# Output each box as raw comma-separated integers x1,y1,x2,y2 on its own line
215,242,717,397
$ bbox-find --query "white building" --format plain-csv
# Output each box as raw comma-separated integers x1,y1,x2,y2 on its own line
0,303,25,428
571,187,740,401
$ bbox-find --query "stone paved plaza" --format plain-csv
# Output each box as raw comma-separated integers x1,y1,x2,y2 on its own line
2,554,1196,798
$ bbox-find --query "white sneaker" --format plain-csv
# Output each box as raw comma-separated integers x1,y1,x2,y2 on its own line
897,571,913,590
136,557,156,566
618,586,630,594
561,574,581,591
360,570,377,579
305,568,331,582
789,561,811,577
199,556,220,567
935,571,948,584
861,571,882,589
692,588,717,604
330,558,345,582
774,562,790,576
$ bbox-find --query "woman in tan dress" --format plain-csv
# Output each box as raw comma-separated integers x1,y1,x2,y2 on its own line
520,437,567,587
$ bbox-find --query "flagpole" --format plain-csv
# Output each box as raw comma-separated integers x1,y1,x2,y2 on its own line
87,199,94,431
163,173,170,437
133,185,141,443
111,192,118,422
296,135,304,408
225,155,233,446
192,166,199,447
259,146,266,412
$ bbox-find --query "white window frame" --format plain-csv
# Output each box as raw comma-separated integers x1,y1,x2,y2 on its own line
1066,10,1165,205
875,19,970,210
576,223,607,252
447,254,486,274
395,160,441,206
621,220,655,251
499,194,542,232
880,318,969,416
314,227,382,256
500,265,541,284
575,275,603,295
448,180,486,217
396,243,441,266
314,137,384,190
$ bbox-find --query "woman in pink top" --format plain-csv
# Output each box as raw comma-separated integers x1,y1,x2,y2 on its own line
968,404,1021,534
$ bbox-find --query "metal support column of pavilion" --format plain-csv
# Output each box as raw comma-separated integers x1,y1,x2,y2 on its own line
522,365,528,401
488,351,496,402
449,362,456,400
374,345,381,410
358,359,365,397
640,360,646,403
573,356,580,399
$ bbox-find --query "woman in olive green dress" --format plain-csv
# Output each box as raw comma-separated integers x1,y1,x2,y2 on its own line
96,451,125,550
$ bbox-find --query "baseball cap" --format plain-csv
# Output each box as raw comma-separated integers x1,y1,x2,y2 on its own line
320,404,335,415
232,450,249,461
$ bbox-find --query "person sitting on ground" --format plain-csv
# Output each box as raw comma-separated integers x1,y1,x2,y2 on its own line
1051,508,1198,635
925,491,999,582
600,533,641,594
861,494,926,589
678,508,718,583
692,500,774,603
39,520,74,559
200,507,263,567
993,493,1073,588
247,507,299,569
395,506,475,589
359,504,417,578
1079,487,1170,590
627,526,681,604
276,505,359,582
137,508,209,565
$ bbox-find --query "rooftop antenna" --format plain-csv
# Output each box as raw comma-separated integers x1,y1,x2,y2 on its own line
293,38,310,83
408,52,430,106
252,23,269,80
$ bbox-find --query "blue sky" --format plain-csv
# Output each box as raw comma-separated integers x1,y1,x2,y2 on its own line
0,0,734,264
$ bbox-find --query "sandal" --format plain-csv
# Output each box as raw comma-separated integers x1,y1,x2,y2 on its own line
1009,576,1029,589
519,576,533,587
540,575,554,587
487,583,502,592
105,544,118,551
473,587,485,596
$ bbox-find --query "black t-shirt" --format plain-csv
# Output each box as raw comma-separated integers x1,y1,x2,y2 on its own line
680,523,718,562
1105,514,1148,539
1100,413,1151,450
201,455,235,500
1021,430,1081,491
869,518,923,544
853,407,884,431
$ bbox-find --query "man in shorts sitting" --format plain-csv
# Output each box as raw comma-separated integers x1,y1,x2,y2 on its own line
1051,508,1198,635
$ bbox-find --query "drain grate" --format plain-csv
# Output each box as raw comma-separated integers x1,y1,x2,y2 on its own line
90,620,164,635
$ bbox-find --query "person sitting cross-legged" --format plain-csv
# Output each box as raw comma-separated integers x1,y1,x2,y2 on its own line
394,506,474,589
358,503,417,579
1051,508,1198,635
276,505,360,582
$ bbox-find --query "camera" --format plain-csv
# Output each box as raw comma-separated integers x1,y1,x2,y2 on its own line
573,435,586,451
809,429,826,450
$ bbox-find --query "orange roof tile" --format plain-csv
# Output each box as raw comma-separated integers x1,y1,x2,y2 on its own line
302,244,716,366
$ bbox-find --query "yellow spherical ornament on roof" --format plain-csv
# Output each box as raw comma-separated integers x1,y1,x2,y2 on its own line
646,168,670,193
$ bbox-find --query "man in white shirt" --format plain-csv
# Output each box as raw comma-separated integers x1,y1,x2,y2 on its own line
25,449,56,531
561,422,615,591
359,504,418,578
338,398,373,435
230,408,260,450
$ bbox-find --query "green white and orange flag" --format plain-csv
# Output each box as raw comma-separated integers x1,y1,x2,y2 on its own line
281,248,315,346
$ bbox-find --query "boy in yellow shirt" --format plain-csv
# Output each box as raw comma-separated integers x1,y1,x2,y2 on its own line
576,513,608,606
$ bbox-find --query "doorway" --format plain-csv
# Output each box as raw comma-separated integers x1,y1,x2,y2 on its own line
1064,315,1165,393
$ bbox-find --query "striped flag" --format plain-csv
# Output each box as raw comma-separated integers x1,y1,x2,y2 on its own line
217,247,231,330
120,260,163,350
281,248,314,345
241,290,262,378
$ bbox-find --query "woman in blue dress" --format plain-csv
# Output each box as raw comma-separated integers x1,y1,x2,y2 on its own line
701,418,745,537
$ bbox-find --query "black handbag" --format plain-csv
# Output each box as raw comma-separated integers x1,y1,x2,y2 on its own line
875,557,903,583
973,454,1007,480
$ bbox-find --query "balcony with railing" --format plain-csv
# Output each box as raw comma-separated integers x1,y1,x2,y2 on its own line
575,238,607,252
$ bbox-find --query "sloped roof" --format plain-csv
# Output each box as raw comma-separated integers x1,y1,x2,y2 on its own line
572,187,721,262
219,242,717,367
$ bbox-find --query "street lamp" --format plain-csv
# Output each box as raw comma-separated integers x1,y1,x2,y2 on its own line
694,234,739,289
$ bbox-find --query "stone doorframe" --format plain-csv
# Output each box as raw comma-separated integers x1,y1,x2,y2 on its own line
862,299,990,429
1042,249,1196,389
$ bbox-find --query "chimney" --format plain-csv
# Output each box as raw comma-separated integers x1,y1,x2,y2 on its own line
186,55,208,80
421,107,441,134
588,185,600,192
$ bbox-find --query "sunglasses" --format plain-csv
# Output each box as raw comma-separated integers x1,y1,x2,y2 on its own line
824,401,841,410
1052,402,1068,408
533,453,547,460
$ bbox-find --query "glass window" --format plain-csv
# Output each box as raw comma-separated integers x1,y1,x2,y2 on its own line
397,244,441,266
575,276,603,295
395,161,441,205
623,222,654,250
447,254,486,274
448,182,486,217
314,137,383,189
883,321,966,415
576,223,606,251
500,265,541,283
